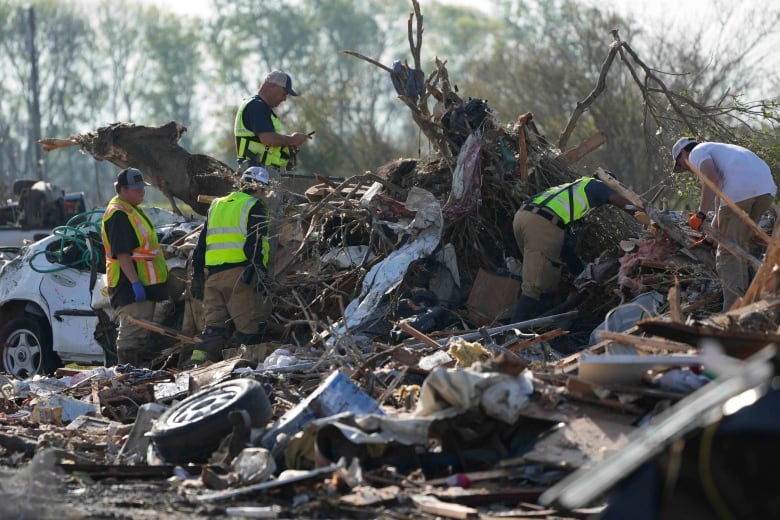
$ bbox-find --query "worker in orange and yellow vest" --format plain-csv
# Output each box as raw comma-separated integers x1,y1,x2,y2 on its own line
101,168,169,367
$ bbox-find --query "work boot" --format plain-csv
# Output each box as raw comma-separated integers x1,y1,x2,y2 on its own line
511,295,543,323
189,326,229,366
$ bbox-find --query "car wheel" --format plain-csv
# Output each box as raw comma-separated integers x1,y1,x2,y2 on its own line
1,316,61,379
149,378,272,464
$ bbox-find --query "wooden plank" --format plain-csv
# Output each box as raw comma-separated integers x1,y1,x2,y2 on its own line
516,112,533,180
701,222,761,271
594,167,644,209
340,485,400,506
667,278,682,322
737,211,780,307
506,329,567,351
637,312,780,359
126,315,200,344
558,130,607,166
410,494,479,519
594,330,693,353
396,321,441,350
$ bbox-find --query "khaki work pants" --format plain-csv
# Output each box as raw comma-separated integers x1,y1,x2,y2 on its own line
203,266,272,335
716,193,773,311
116,300,156,357
512,209,566,300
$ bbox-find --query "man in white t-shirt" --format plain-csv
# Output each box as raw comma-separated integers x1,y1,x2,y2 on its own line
672,137,777,310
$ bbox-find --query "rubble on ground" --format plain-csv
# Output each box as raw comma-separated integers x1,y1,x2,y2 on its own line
11,2,779,517
4,109,779,517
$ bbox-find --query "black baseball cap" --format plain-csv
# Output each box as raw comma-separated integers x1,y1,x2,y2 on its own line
115,168,151,189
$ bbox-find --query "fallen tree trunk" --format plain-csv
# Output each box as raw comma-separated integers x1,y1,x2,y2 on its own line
39,121,235,215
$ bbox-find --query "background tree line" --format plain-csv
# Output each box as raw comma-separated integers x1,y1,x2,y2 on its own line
0,0,778,211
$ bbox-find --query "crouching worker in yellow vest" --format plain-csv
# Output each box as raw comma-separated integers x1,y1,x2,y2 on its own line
188,166,272,366
101,168,169,367
511,176,649,322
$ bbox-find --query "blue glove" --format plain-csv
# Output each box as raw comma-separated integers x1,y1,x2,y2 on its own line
131,281,147,302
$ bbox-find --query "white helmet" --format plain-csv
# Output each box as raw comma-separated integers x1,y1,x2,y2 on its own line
241,166,270,186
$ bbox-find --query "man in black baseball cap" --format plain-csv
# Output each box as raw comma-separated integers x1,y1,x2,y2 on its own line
101,167,168,367
114,167,152,190
234,69,312,174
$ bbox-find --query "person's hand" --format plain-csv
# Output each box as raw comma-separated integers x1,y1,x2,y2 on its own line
289,132,310,147
633,211,651,226
131,281,146,303
190,271,204,301
688,211,706,231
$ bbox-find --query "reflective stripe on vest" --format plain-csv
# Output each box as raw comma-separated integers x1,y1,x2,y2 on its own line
101,196,168,288
205,191,270,268
531,177,593,225
234,97,289,168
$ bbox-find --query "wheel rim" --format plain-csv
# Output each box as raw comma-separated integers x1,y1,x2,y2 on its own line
4,328,42,378
165,383,244,426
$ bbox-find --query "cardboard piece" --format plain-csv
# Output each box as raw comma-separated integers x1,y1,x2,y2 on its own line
466,268,522,324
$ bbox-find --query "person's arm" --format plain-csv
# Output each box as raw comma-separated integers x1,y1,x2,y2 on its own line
694,158,721,214
257,130,310,147
607,192,633,211
247,101,310,147
117,253,139,283
608,193,651,225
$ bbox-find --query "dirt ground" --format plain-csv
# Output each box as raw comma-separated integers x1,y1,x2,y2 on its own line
0,452,409,520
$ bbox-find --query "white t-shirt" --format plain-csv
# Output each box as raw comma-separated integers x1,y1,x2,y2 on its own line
688,142,777,205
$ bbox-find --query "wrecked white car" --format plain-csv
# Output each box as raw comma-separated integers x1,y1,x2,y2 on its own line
0,208,200,378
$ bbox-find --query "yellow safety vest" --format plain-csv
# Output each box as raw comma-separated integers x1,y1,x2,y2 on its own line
204,191,270,268
531,177,594,225
101,196,168,288
234,97,290,168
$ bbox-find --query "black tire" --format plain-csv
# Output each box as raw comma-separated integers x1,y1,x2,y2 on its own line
0,316,61,379
149,378,272,463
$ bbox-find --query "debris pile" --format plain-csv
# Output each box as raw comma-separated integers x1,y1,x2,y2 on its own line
7,1,778,518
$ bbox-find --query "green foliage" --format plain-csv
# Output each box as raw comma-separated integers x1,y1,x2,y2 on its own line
0,0,778,210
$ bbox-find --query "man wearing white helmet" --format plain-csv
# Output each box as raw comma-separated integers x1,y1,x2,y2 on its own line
672,137,777,310
188,166,273,366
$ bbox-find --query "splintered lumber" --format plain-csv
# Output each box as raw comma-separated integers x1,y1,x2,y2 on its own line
737,214,780,307
637,316,780,359
667,278,682,323
126,315,200,344
410,494,479,519
701,222,761,271
558,130,607,166
595,168,644,209
396,321,440,349
516,112,533,179
594,330,693,353
506,328,568,351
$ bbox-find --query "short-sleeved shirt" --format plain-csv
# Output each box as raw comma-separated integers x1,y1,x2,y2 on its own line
689,142,777,205
242,96,277,136
583,179,615,208
103,211,169,308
